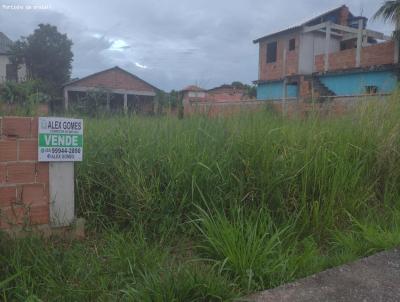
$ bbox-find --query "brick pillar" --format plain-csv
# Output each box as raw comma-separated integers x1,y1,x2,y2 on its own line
0,117,50,229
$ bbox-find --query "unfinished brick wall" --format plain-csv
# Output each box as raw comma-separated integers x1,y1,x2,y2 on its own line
361,41,395,67
259,35,300,81
314,42,395,72
183,97,380,119
0,117,49,230
315,48,356,72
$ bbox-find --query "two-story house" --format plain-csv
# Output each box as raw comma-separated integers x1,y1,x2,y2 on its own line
0,32,26,84
253,5,399,101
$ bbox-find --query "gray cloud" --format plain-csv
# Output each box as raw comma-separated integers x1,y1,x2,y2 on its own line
0,0,395,91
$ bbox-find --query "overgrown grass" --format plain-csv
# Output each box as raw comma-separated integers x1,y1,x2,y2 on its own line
1,95,400,301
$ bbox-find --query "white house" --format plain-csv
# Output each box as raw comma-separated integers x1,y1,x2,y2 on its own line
0,32,26,84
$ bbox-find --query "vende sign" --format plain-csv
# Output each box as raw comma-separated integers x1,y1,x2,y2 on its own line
38,117,83,162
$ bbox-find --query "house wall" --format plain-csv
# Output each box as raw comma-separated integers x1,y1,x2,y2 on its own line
314,42,395,72
0,55,9,83
258,33,300,81
183,89,247,103
257,81,298,100
0,55,27,83
207,88,245,102
299,32,341,74
319,70,398,96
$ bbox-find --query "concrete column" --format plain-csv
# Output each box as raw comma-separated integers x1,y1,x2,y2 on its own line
49,162,75,227
106,93,111,111
324,22,331,72
356,19,363,68
123,93,128,113
63,89,69,111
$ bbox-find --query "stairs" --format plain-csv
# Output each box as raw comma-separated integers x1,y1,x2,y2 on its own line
312,77,336,102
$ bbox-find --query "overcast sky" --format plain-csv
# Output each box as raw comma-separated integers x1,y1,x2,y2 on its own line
0,0,394,91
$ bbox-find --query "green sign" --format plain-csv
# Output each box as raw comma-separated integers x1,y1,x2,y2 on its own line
38,117,83,162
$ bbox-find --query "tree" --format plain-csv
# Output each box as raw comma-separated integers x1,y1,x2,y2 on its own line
231,81,245,89
373,1,400,40
9,24,73,96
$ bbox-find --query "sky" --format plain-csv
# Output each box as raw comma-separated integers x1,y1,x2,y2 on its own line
0,0,395,91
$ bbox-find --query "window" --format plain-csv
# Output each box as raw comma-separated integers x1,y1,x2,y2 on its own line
340,41,356,51
289,38,296,51
365,86,378,95
266,41,277,63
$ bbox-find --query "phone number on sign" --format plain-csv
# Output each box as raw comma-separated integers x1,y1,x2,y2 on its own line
41,147,81,154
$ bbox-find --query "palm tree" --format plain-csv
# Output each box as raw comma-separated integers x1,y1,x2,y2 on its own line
373,1,400,40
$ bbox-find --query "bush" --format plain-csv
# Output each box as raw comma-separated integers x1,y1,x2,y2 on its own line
0,80,50,115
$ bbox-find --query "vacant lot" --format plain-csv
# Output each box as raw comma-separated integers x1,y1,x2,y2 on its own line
1,97,400,301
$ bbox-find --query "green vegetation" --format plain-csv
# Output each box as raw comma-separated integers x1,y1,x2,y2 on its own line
9,23,73,96
0,80,50,115
1,96,400,301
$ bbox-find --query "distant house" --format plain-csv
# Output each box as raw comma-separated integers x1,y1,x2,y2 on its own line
181,84,247,105
207,84,247,102
253,5,399,101
63,66,160,114
0,32,26,83
181,85,207,102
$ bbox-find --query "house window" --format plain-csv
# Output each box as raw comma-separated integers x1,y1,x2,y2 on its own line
340,41,356,51
289,38,296,51
365,86,378,95
266,41,277,63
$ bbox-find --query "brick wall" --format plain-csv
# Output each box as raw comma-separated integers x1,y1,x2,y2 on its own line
299,76,312,99
315,48,356,72
0,117,49,230
361,42,395,67
314,42,395,72
259,35,299,81
183,97,381,118
339,6,350,26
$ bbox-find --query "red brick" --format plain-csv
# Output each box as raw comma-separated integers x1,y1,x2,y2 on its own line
31,118,38,137
6,163,36,184
0,187,17,207
19,139,38,161
0,205,26,228
0,140,17,162
30,204,49,225
259,36,299,81
21,184,48,206
2,117,32,138
0,164,5,183
36,162,49,183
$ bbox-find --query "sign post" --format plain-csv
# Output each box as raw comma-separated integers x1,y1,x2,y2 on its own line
38,117,83,227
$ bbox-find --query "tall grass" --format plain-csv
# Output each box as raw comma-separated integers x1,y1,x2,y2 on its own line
1,95,400,300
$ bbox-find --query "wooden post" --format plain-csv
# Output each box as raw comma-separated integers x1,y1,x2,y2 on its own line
356,19,363,67
123,93,128,113
324,22,331,72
